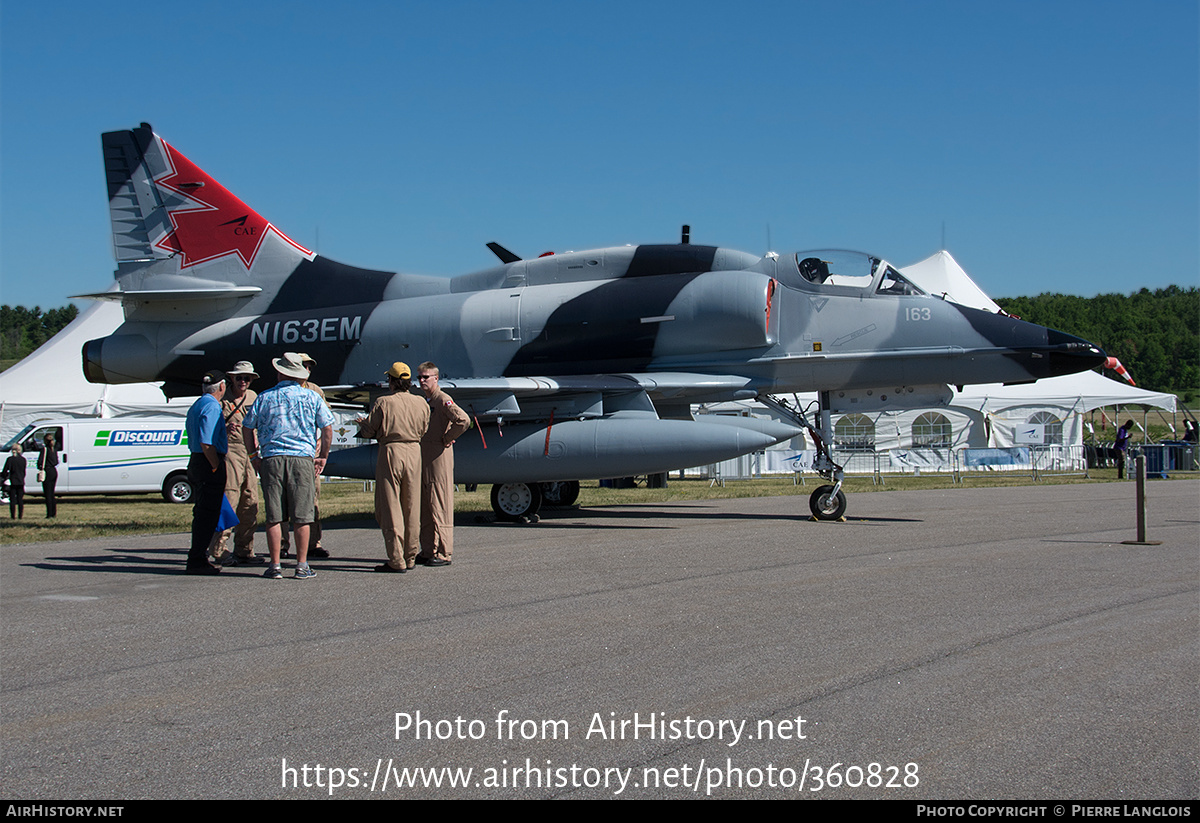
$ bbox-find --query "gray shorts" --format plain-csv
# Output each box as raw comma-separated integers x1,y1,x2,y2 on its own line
260,455,316,525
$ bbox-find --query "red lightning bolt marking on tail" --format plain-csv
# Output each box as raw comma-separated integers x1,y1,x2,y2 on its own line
153,139,311,269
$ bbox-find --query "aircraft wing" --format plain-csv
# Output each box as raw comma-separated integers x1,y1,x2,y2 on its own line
322,371,802,488
322,372,758,420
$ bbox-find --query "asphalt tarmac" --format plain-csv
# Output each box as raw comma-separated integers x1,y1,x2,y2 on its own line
2,480,1196,800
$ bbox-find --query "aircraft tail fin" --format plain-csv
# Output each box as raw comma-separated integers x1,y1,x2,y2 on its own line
101,122,313,277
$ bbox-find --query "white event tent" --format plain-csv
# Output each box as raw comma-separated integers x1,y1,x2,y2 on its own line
0,301,187,445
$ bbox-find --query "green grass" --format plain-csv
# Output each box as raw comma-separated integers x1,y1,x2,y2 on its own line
1,468,1183,546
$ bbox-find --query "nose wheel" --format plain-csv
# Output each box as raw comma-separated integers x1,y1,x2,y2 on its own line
809,485,847,521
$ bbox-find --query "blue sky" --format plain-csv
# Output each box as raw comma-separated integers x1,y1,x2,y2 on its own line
2,0,1196,310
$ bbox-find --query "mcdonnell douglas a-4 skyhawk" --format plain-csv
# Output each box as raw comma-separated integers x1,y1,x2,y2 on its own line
80,123,1106,520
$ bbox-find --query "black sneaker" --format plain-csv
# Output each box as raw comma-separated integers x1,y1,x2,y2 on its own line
263,565,283,580
185,564,221,575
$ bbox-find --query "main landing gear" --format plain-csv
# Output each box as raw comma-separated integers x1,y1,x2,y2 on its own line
489,480,582,522
491,482,542,522
762,391,848,521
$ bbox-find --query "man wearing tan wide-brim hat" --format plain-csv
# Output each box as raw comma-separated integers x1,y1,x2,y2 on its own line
242,352,334,580
211,360,263,566
280,352,331,560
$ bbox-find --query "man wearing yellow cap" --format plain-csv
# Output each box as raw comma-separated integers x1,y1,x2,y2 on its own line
357,362,430,572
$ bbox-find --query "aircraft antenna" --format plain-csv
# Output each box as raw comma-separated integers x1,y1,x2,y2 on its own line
681,225,690,244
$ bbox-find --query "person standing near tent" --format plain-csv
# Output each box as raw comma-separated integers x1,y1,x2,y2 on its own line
3,444,27,519
37,433,59,518
1114,419,1135,480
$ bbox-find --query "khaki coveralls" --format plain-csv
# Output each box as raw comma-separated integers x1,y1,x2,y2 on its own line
420,388,471,561
361,390,429,569
213,387,258,561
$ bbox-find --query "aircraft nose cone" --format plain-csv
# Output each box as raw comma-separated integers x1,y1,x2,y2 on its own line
1044,328,1107,377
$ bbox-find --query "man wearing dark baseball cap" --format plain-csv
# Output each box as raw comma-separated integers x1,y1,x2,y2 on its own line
184,369,228,575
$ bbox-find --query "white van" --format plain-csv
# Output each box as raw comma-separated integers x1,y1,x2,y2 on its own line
1,418,194,504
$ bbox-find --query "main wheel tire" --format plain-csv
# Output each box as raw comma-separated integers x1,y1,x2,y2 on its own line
809,485,846,520
491,482,543,522
163,473,194,504
540,480,580,508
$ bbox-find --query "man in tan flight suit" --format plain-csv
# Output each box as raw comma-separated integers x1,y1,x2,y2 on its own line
358,362,429,573
416,361,470,566
211,360,263,565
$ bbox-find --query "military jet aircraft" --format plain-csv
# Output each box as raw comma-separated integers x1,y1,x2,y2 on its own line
80,123,1106,521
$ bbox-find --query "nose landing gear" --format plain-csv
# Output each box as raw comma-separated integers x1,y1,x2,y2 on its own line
809,483,847,521
762,391,847,522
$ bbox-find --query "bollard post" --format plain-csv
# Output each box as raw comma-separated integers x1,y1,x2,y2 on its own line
1122,455,1162,546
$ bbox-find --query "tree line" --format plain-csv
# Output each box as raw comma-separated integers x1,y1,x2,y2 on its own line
0,304,80,365
996,286,1198,401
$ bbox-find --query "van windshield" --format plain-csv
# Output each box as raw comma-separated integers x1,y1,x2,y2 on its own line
2,424,36,451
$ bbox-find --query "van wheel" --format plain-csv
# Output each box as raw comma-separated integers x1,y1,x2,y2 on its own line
163,473,194,504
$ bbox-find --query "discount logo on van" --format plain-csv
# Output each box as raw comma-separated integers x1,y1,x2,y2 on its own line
94,430,186,447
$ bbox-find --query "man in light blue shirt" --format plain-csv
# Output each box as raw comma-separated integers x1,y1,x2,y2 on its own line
243,353,334,580
184,369,228,575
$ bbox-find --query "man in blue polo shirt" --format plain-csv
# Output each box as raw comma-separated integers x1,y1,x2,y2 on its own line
242,353,334,580
185,369,228,575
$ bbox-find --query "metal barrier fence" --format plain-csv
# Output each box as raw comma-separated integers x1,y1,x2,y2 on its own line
1140,443,1199,479
877,447,955,482
1030,444,1089,479
694,441,1195,485
836,449,882,482
792,448,957,484
953,445,1089,481
954,447,1037,482
785,449,881,485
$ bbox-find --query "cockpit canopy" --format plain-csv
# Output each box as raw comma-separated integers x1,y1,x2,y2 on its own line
789,250,925,297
